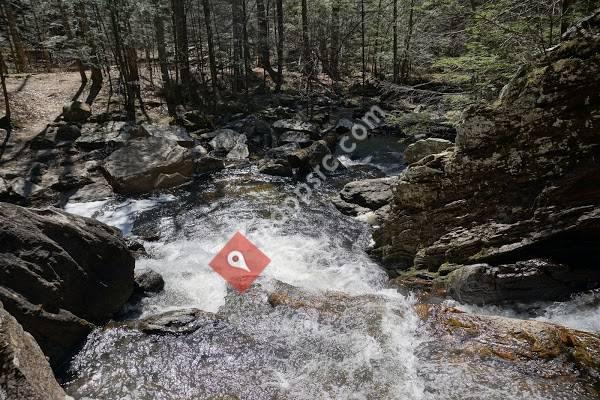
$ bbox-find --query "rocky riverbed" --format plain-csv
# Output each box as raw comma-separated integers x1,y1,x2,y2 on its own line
1,10,600,400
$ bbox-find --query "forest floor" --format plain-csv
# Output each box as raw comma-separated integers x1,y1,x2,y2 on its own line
0,72,83,161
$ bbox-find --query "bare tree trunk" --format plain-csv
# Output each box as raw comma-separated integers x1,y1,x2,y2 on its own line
202,0,220,97
361,0,365,86
172,0,192,101
393,0,398,82
242,0,251,92
372,0,383,76
0,49,10,122
329,0,340,81
231,0,244,93
301,0,310,77
400,0,415,82
4,2,27,73
154,12,176,115
256,0,279,84
560,0,577,36
275,0,284,91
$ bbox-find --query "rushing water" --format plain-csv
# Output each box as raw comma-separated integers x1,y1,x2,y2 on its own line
61,158,599,399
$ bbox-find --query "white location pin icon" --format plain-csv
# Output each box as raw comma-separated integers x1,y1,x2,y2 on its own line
227,250,251,272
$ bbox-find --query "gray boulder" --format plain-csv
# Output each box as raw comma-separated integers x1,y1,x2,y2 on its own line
101,137,193,194
208,129,247,152
333,177,395,216
63,101,91,123
258,159,293,177
404,138,454,164
134,269,165,295
194,155,225,175
0,203,135,367
76,122,148,150
265,143,300,160
446,259,600,305
226,143,250,159
272,119,318,135
143,124,194,148
0,302,71,400
279,130,312,145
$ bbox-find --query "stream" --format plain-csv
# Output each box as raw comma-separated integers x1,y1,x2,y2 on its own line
60,136,599,400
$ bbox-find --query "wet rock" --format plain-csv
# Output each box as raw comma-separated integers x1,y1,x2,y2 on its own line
265,143,300,160
404,138,454,164
334,118,354,133
226,143,249,160
258,159,293,177
192,144,209,157
335,177,395,215
75,122,148,150
128,308,220,335
194,155,225,175
288,140,332,171
417,303,600,380
63,101,91,123
101,137,193,194
143,124,194,148
0,202,134,367
446,259,600,304
391,112,457,143
272,119,318,137
126,239,148,259
373,12,600,300
279,130,312,145
134,269,165,295
208,129,247,152
0,302,70,400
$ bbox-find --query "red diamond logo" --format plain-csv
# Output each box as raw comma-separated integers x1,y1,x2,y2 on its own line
209,231,271,293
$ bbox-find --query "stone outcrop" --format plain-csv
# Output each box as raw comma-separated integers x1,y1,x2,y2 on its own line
0,301,70,400
373,11,600,303
403,138,454,164
333,177,395,217
0,203,135,367
75,122,148,150
101,137,194,194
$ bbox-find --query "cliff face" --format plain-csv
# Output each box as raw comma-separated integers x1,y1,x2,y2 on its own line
373,11,600,302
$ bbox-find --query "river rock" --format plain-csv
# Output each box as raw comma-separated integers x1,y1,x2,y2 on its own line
63,101,91,123
75,121,148,150
143,124,194,148
288,140,331,171
226,142,250,159
372,9,600,305
194,155,225,175
272,119,318,136
101,137,193,194
258,159,293,177
0,202,135,367
403,138,454,164
446,259,600,304
208,129,247,152
0,301,71,400
279,130,312,145
134,269,165,295
56,123,82,141
265,143,300,160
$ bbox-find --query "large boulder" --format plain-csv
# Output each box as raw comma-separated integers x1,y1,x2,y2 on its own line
101,137,193,194
143,124,194,148
403,138,454,164
0,301,70,400
0,203,135,367
373,9,600,305
63,101,91,123
208,129,247,152
333,177,395,217
75,122,148,150
446,259,600,304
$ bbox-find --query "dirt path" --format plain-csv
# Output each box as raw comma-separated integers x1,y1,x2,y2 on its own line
0,72,83,162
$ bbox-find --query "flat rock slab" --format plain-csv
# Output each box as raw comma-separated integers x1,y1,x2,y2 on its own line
75,122,148,150
102,137,193,194
143,124,194,148
272,119,318,135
